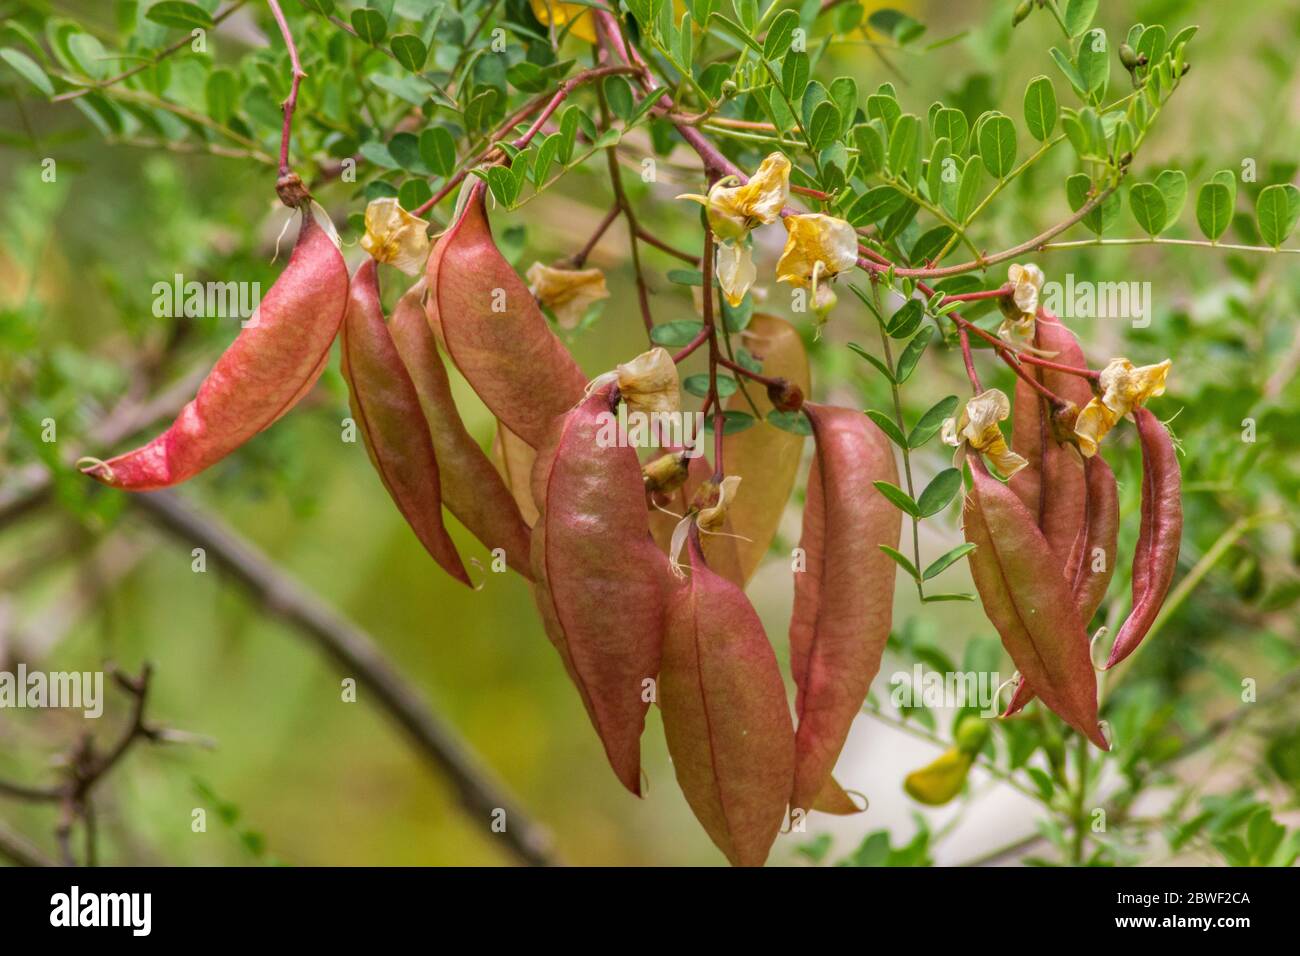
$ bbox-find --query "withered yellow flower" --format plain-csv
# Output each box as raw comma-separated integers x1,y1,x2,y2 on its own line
696,475,742,532
998,263,1045,346
616,347,680,416
1007,263,1045,316
715,240,756,308
528,0,597,43
1074,358,1172,456
667,475,743,576
677,152,791,242
776,213,858,286
526,262,609,329
942,388,1028,477
360,198,430,276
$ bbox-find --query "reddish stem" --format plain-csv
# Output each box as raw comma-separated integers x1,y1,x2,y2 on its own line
413,65,638,217
636,227,700,264
565,204,620,268
717,355,783,389
266,0,305,179
673,327,710,363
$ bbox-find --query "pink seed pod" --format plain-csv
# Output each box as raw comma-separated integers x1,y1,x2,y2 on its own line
83,210,348,490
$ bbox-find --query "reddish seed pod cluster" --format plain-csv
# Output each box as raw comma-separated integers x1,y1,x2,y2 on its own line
968,309,1182,737
83,177,1182,866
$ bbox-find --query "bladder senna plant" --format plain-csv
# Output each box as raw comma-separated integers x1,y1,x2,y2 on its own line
76,0,1300,868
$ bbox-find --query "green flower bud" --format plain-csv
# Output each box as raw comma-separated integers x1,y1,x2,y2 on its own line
955,715,991,755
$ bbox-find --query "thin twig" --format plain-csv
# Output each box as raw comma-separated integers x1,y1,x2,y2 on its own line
50,1,250,103
128,490,560,867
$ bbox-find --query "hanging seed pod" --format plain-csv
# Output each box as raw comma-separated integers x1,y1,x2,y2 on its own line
493,422,540,526
83,210,348,490
1105,407,1183,669
340,260,470,586
1003,311,1118,715
1009,310,1093,561
964,456,1108,749
529,380,673,794
1004,454,1118,716
388,281,533,577
721,314,811,584
426,184,587,449
789,403,902,814
660,532,795,867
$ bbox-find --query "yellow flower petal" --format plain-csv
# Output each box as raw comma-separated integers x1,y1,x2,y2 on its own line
946,388,1027,476
1098,357,1171,414
681,152,792,243
360,197,431,275
1073,398,1117,457
775,213,858,287
715,240,756,308
528,0,597,43
617,347,680,416
526,262,610,329
1072,357,1171,455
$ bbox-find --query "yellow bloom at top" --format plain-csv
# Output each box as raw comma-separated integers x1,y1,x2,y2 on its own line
677,152,791,243
526,262,609,329
529,0,597,43
1074,358,1172,456
942,388,1027,477
360,198,431,276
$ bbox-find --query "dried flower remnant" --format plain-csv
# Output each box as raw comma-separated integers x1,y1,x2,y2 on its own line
616,347,679,415
642,451,690,495
526,262,610,329
942,389,1028,478
696,475,741,531
998,263,1045,346
360,198,431,276
1074,358,1172,456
